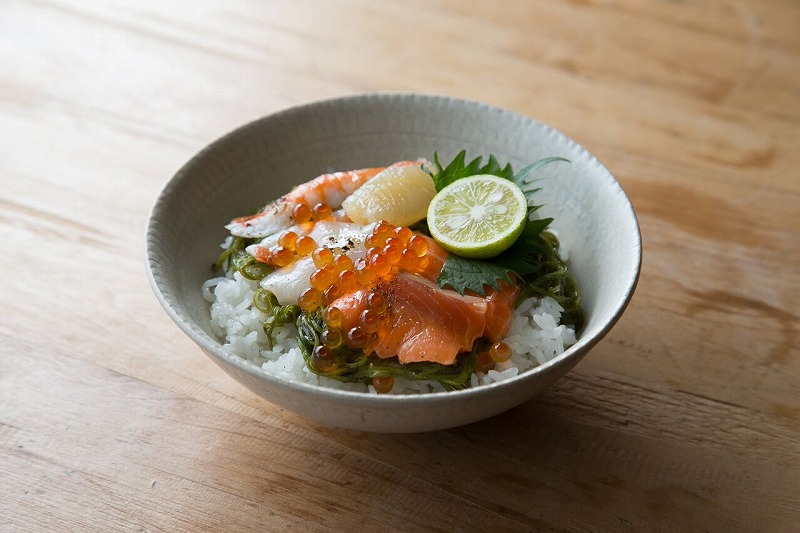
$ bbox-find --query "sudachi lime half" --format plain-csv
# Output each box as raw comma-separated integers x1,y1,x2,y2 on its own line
427,174,528,259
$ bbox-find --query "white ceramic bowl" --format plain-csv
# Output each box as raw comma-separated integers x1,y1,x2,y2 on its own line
146,94,641,433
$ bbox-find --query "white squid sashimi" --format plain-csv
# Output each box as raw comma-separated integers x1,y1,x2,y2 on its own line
257,221,375,305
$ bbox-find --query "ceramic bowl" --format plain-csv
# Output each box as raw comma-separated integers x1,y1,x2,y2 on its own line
146,94,641,433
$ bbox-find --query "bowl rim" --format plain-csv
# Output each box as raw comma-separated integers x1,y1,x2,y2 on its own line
145,92,642,406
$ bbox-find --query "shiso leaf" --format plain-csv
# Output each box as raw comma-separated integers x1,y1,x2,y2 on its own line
437,255,515,296
430,150,514,192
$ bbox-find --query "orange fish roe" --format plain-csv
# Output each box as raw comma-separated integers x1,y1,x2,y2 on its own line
277,230,298,251
312,345,338,372
323,284,341,305
393,226,413,245
312,247,334,268
410,255,431,275
292,202,313,224
407,234,429,257
347,326,368,349
322,328,343,349
359,309,381,333
355,260,377,285
371,376,395,394
324,306,343,328
270,245,294,267
369,254,391,278
298,287,323,311
338,269,358,292
333,254,354,272
366,292,387,314
310,264,337,291
312,202,332,220
398,248,420,271
382,241,403,265
373,220,394,240
489,341,512,362
295,236,317,256
296,224,442,319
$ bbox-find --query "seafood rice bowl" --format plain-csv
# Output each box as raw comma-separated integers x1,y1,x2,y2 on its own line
146,93,641,431
201,153,584,395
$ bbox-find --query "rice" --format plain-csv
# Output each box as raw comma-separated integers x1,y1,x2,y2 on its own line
203,271,577,395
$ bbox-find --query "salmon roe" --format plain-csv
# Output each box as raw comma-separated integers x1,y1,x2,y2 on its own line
359,309,381,333
393,226,413,245
277,230,298,251
298,287,323,311
323,285,340,305
270,245,294,267
324,306,343,328
322,328,343,349
371,376,395,394
312,247,334,267
366,292,387,314
312,202,332,220
347,326,368,349
374,221,394,239
292,202,313,224
338,269,358,292
310,264,337,291
369,254,391,278
382,241,403,265
355,262,376,285
398,248,419,270
489,341,512,363
295,236,317,256
312,345,338,372
333,254,354,272
407,234,429,257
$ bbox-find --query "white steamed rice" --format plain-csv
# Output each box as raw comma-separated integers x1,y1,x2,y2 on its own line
202,270,577,395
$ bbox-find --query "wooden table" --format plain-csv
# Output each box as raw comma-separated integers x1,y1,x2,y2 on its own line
2,1,798,531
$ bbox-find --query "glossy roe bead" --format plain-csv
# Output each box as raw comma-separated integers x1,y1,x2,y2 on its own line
312,247,334,268
277,230,298,251
324,306,343,328
371,376,395,394
312,345,338,372
346,326,368,349
312,202,332,220
295,236,317,256
292,202,313,224
359,309,381,333
322,328,343,349
489,341,512,362
298,287,323,311
270,245,294,267
369,254,391,278
407,234,429,257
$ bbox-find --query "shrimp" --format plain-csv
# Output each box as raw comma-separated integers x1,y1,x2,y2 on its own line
226,161,419,238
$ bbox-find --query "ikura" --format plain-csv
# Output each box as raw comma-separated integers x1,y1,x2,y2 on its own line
292,201,334,225
371,376,395,394
254,232,320,268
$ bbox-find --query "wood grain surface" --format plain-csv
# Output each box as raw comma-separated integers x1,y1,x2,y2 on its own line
2,0,798,531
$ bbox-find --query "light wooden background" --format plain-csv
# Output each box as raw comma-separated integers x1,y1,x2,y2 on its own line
2,0,798,531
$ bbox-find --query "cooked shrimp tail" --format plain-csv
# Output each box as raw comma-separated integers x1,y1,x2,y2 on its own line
226,161,418,238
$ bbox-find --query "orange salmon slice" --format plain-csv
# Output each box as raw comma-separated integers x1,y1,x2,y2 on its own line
333,274,516,365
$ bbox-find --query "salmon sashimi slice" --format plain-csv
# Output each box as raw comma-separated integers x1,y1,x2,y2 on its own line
333,275,488,365
410,235,519,343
